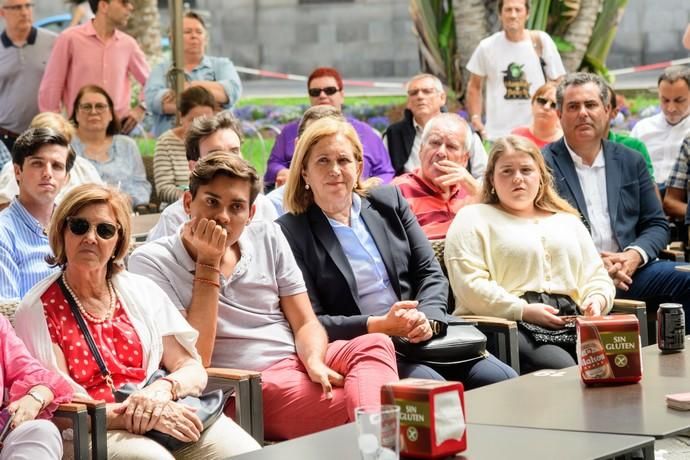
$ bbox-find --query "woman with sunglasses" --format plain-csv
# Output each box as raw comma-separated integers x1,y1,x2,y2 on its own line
510,82,562,149
264,66,394,189
15,184,260,458
70,85,152,209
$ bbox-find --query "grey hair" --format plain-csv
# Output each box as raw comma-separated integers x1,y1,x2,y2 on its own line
556,72,610,111
405,73,444,94
658,65,690,88
420,113,472,153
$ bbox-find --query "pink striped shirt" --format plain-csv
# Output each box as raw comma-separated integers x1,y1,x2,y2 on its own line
38,21,149,119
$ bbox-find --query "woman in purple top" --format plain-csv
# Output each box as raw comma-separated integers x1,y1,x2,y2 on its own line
264,67,394,188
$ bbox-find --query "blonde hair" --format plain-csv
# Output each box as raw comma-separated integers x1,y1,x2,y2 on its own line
283,117,378,214
48,184,132,278
482,135,579,216
30,112,76,143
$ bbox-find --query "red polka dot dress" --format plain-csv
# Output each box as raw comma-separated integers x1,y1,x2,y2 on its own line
41,281,146,402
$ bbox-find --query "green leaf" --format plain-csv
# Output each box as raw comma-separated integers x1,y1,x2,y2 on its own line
552,36,575,53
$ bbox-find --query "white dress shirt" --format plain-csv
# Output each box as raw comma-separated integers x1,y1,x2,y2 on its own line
630,112,690,184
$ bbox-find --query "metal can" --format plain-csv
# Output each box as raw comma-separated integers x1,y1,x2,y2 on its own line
657,303,685,352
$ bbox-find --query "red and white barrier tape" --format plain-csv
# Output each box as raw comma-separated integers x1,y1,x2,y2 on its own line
609,57,690,76
234,66,404,89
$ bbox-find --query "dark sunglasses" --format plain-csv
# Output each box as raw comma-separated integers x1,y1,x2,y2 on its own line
67,217,119,240
535,97,557,110
308,86,340,97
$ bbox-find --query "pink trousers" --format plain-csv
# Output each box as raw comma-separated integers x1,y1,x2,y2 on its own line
227,333,399,440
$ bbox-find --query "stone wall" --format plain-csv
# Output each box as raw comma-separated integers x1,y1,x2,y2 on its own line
607,0,690,69
33,1,690,78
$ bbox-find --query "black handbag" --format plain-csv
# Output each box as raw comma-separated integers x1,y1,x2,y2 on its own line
517,292,578,345
57,276,227,452
114,370,227,451
392,320,487,367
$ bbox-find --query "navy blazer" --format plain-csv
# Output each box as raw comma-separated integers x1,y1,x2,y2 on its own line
383,109,416,176
542,138,669,260
276,186,448,341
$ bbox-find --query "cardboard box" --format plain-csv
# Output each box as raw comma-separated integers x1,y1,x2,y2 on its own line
381,378,466,459
577,315,642,384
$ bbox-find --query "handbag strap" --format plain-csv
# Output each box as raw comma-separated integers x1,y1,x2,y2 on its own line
57,275,116,393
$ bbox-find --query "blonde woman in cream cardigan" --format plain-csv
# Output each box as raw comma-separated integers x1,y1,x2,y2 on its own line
445,135,615,374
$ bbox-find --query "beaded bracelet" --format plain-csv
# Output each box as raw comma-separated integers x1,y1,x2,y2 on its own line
194,277,220,288
196,263,220,273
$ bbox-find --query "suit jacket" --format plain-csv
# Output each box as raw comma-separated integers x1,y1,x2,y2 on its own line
276,186,448,341
383,109,416,176
542,138,669,260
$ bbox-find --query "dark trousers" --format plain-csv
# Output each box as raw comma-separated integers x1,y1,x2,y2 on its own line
617,259,690,333
517,329,577,375
397,354,518,389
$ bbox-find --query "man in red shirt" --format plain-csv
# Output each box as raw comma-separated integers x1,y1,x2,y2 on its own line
393,113,480,240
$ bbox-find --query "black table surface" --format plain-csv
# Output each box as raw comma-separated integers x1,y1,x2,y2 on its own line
233,423,654,460
465,341,690,438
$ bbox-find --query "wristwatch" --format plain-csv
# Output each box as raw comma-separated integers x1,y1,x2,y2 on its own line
428,320,446,337
27,390,46,410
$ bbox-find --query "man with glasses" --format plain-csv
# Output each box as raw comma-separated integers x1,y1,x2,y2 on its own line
466,0,565,140
0,0,56,151
0,128,75,301
38,0,149,134
263,66,394,189
384,73,487,180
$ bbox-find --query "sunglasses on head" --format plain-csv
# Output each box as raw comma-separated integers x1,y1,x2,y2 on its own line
308,86,340,97
535,97,557,110
67,217,119,240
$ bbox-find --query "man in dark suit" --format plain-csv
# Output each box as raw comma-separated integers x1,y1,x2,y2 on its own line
542,72,690,330
384,73,487,179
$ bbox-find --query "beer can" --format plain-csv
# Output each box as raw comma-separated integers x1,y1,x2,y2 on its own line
657,303,685,352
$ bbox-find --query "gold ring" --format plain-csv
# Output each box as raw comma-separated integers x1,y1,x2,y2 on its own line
144,410,153,415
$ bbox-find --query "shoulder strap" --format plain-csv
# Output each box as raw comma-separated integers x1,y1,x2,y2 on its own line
529,30,548,81
57,275,116,393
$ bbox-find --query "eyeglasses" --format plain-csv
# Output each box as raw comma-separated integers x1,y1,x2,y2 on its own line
78,103,109,114
67,217,120,240
2,2,34,11
535,97,557,110
308,86,340,97
407,87,437,97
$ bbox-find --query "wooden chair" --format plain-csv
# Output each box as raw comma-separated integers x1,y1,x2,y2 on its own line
207,368,264,444
430,240,521,374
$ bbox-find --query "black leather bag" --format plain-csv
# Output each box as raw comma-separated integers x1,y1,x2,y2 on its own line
114,370,227,452
392,321,487,367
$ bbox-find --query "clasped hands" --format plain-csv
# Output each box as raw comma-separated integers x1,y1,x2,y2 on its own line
369,301,433,343
600,249,642,291
522,294,607,330
114,380,203,443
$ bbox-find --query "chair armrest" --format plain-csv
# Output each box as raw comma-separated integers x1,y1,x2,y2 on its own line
206,367,264,444
660,248,685,262
462,315,517,329
612,299,650,347
206,367,261,380
54,402,91,460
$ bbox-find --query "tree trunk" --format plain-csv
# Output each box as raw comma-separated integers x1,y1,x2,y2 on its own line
560,0,603,72
125,0,162,62
452,0,492,98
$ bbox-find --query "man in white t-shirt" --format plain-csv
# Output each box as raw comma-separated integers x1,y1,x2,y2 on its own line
631,66,690,192
465,0,565,140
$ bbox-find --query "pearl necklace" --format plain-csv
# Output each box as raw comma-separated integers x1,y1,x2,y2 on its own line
62,273,116,323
